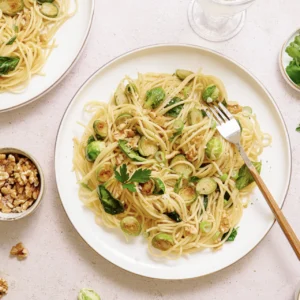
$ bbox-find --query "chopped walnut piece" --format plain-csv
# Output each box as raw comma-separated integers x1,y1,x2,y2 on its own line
115,153,125,166
186,145,197,162
191,136,203,145
0,278,8,298
117,123,127,131
124,129,135,138
219,211,230,234
128,136,140,149
113,131,126,141
184,225,198,235
227,102,242,114
10,242,28,259
0,154,40,214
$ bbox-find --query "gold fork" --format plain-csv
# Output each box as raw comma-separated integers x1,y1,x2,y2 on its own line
207,102,300,260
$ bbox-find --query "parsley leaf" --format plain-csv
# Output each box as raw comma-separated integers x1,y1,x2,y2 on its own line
129,168,151,183
296,124,300,132
114,164,151,192
122,183,136,192
114,164,129,183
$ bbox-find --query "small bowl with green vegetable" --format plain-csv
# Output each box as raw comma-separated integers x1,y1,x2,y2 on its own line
280,29,300,92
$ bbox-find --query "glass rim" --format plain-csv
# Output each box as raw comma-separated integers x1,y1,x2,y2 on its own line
212,0,255,6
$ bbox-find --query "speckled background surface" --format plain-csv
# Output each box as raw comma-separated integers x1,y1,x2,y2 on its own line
0,0,300,299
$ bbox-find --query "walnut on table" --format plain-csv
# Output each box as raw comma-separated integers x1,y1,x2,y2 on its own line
10,242,28,260
0,278,8,298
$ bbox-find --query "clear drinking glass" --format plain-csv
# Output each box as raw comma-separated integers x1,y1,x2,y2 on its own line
188,0,256,42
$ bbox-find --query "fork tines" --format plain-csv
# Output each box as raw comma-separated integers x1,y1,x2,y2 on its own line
206,102,233,126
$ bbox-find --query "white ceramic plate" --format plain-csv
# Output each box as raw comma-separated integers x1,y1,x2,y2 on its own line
0,0,94,113
55,45,291,279
279,28,300,92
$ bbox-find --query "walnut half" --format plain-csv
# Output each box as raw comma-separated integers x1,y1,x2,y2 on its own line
0,278,8,298
10,242,28,259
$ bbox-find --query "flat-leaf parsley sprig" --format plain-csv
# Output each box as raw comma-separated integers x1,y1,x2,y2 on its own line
114,164,151,192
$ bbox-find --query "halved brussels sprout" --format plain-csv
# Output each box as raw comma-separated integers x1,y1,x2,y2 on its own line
152,177,165,195
152,233,174,251
87,135,96,145
96,164,114,182
172,164,193,178
144,87,165,109
196,177,217,195
205,137,223,160
173,119,184,132
125,83,138,97
93,120,108,139
0,0,24,16
115,113,133,126
170,154,186,165
114,83,129,106
202,85,220,103
78,288,101,300
86,141,106,162
138,136,158,157
40,2,58,18
188,108,203,125
170,155,193,178
120,216,141,236
175,69,193,81
178,186,197,205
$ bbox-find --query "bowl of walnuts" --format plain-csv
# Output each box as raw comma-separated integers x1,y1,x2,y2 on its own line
0,148,44,221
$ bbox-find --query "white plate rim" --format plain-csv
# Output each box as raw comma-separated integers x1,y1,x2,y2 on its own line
279,28,300,93
55,43,292,280
0,0,95,114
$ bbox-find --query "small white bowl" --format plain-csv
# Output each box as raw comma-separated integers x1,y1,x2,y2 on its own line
0,148,44,222
279,28,300,92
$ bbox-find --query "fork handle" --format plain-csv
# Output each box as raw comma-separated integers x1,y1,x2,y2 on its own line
237,144,300,260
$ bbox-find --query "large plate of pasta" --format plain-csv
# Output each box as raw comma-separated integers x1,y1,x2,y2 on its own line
0,0,94,112
55,45,291,279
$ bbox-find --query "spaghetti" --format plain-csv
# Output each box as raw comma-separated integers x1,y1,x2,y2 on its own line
0,0,76,92
73,70,271,258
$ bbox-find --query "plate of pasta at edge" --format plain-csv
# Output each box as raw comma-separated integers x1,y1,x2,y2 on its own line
55,44,291,279
0,0,94,112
